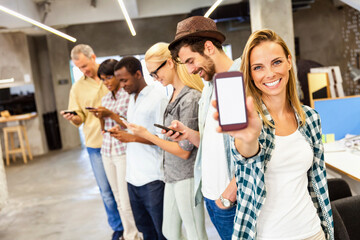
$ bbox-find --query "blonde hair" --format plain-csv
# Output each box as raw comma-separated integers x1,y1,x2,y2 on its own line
145,42,204,92
240,29,305,127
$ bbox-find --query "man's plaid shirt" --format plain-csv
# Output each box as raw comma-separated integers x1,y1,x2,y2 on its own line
230,104,334,240
101,88,130,157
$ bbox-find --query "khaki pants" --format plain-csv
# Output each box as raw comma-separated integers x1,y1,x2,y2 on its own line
303,229,326,240
102,152,141,240
162,178,208,240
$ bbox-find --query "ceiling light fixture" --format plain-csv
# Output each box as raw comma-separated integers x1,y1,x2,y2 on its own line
0,5,77,42
116,0,136,36
0,78,15,84
204,0,224,18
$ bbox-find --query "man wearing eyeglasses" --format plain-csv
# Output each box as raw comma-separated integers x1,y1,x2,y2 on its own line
61,44,124,240
109,56,168,240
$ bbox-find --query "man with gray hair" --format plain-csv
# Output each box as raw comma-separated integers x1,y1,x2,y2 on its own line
61,44,124,240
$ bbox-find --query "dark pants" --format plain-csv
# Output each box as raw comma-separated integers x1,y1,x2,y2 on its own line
204,197,236,240
128,180,166,240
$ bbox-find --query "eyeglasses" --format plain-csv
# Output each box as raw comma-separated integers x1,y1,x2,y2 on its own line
100,75,114,81
149,60,167,79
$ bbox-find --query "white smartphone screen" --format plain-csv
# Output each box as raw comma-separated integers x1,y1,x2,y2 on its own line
216,75,247,125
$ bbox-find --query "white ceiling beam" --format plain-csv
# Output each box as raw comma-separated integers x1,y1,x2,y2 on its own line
0,0,240,30
340,0,360,11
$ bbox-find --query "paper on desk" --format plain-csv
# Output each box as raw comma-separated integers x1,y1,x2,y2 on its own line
324,134,360,152
324,141,346,152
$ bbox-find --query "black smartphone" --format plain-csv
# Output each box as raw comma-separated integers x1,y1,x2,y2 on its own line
63,110,78,115
214,71,248,131
85,107,96,110
154,124,183,136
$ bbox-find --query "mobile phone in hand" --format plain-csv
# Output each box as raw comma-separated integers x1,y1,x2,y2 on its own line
154,124,183,136
85,107,96,110
214,71,248,131
63,110,78,115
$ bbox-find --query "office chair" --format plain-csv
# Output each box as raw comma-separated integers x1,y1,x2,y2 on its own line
327,178,352,201
331,195,360,240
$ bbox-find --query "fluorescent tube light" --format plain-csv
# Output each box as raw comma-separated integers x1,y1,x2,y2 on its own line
204,0,224,18
0,78,15,84
0,5,77,42
117,0,136,36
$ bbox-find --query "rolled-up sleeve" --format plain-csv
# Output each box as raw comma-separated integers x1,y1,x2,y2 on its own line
177,92,200,152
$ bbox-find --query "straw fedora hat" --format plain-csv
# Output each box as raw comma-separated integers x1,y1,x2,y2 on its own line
169,16,226,50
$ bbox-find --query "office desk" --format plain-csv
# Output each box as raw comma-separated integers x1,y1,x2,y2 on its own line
324,142,360,182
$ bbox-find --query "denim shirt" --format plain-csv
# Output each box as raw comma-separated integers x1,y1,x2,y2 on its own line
230,104,334,240
194,57,242,206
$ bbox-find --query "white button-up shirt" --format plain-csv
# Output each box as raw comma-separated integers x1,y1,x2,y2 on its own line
126,85,168,186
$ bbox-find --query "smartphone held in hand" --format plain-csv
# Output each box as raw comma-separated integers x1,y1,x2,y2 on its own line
214,71,248,131
154,124,183,135
63,110,78,115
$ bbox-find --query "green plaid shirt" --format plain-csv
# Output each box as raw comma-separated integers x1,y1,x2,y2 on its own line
230,104,334,240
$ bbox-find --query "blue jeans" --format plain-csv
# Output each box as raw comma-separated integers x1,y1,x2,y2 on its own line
86,147,123,232
204,197,236,240
128,180,166,240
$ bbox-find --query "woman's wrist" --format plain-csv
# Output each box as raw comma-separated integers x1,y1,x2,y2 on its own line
235,138,259,158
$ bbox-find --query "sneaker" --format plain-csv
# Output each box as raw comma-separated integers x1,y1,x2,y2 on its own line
112,230,124,240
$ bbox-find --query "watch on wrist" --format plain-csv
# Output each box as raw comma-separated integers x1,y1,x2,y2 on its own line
220,194,235,208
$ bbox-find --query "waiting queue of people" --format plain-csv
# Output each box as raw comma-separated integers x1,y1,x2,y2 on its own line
61,15,334,240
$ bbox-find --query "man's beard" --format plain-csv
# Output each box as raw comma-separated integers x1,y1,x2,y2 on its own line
202,54,216,81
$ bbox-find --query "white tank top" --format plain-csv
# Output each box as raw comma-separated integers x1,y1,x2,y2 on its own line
257,129,321,240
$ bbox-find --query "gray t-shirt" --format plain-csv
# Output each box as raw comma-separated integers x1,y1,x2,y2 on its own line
163,86,201,183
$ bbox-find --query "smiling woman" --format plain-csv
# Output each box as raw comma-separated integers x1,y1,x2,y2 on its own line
94,58,141,240
217,29,334,240
98,59,120,94
249,41,292,111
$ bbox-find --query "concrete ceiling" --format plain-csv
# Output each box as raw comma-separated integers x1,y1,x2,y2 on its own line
0,0,241,30
0,0,358,35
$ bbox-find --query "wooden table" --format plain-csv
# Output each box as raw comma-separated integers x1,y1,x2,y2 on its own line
0,112,37,123
0,112,37,165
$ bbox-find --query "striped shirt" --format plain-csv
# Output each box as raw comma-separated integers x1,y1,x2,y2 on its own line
230,104,334,240
101,88,130,157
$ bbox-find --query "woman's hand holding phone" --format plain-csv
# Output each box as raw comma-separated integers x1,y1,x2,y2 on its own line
212,96,262,158
162,120,188,141
88,107,112,119
212,97,261,141
154,124,183,136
